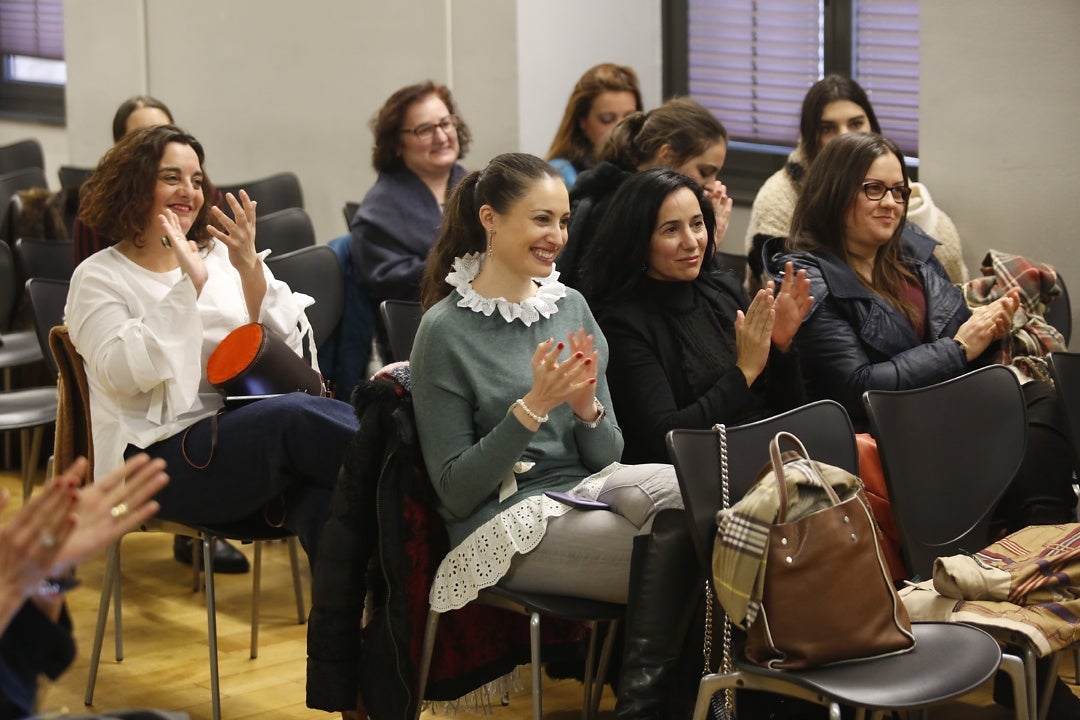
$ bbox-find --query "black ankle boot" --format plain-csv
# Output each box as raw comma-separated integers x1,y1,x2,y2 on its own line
172,535,251,574
615,509,700,720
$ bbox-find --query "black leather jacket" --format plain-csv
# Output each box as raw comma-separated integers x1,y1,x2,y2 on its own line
765,225,986,429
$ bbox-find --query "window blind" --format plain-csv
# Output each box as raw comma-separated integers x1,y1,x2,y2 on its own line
687,0,920,154
689,0,822,147
0,0,64,61
854,0,919,154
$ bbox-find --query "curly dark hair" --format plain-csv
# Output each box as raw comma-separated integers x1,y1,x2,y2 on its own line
370,81,472,174
78,125,216,248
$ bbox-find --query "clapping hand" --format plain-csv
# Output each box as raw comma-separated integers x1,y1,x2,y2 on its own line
735,288,776,387
208,190,260,273
704,181,734,248
770,261,813,351
954,288,1020,361
160,208,208,292
517,330,598,429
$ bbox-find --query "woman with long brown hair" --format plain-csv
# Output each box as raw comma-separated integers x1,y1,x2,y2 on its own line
545,63,642,188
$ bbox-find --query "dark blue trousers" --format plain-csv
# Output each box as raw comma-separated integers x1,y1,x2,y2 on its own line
126,393,359,561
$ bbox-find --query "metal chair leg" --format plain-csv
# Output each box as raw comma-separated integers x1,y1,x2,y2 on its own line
287,536,305,622
590,619,618,716
251,541,263,658
85,542,120,705
113,541,123,661
203,537,222,720
998,652,1032,720
529,611,542,720
580,620,598,720
415,610,441,720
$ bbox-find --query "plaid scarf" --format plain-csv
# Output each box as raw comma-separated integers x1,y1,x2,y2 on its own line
962,250,1066,380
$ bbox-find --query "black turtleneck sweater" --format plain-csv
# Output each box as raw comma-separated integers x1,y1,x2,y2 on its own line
594,271,805,464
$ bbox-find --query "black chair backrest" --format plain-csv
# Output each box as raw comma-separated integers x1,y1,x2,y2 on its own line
14,238,75,282
666,400,858,573
379,300,423,363
1048,351,1080,466
265,245,343,348
0,240,17,331
0,167,49,243
863,365,1026,580
25,278,69,377
0,139,44,175
217,171,303,218
343,201,359,230
1045,270,1071,347
57,165,93,192
255,207,316,256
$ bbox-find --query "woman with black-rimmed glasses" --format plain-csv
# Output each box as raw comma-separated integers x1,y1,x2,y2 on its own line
350,81,472,360
765,132,1077,535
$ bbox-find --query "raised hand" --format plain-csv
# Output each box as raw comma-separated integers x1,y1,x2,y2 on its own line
770,261,813,351
516,333,596,429
159,208,208,292
735,288,776,387
208,190,260,273
704,181,734,248
564,328,602,421
0,473,78,603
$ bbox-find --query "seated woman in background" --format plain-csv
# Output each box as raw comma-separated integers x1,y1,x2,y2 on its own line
73,95,227,265
579,168,811,464
559,97,732,288
350,80,470,357
545,62,642,189
766,132,1076,533
746,75,966,290
411,153,699,719
66,125,358,564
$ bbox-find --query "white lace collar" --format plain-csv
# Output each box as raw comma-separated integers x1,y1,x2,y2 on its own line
445,252,566,326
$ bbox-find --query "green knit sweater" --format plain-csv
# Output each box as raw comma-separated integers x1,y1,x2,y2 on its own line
411,285,624,547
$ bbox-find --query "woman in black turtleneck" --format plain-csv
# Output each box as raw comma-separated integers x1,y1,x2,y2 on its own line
579,168,812,464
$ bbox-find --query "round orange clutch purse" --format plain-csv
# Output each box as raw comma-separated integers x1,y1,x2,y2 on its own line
206,323,325,399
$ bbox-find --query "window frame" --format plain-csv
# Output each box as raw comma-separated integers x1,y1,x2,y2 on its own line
0,0,66,124
662,0,915,203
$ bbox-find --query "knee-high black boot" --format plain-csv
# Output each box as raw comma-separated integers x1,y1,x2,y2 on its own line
615,509,701,720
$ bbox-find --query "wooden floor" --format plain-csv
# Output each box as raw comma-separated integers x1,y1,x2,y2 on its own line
3,466,1076,719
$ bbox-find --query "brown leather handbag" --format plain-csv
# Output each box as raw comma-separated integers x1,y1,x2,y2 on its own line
715,431,915,670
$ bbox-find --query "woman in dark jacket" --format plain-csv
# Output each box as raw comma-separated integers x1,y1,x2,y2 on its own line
580,168,812,464
561,98,731,288
766,132,1076,532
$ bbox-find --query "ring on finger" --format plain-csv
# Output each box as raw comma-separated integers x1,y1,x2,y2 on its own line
40,532,56,549
110,502,129,519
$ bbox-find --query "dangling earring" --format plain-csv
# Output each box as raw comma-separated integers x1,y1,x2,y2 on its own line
487,230,495,258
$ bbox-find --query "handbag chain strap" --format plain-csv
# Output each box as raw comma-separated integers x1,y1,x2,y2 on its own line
712,423,736,717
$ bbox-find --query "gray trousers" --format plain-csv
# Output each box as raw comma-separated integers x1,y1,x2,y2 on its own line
500,463,683,604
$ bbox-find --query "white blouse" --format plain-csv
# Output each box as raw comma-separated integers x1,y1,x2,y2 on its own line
65,242,314,481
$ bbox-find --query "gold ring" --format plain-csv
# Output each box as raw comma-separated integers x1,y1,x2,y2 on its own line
110,502,129,519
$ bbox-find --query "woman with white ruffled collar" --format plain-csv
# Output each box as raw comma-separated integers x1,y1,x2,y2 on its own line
411,153,697,718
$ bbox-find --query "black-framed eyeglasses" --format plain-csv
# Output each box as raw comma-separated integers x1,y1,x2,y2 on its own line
400,115,459,141
861,181,911,204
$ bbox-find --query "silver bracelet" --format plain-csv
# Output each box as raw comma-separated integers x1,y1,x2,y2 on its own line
514,398,549,424
574,399,606,429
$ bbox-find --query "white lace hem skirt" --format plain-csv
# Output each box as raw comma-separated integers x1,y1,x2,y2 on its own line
428,463,622,613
